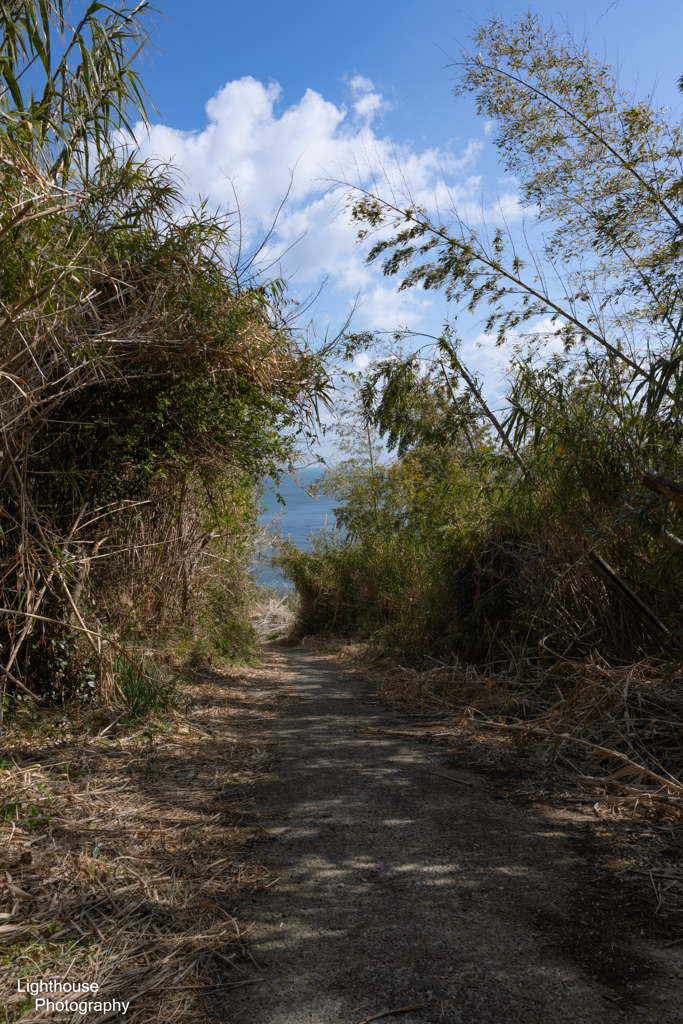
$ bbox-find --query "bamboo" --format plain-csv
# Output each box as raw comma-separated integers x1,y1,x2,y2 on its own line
588,551,670,640
642,469,683,509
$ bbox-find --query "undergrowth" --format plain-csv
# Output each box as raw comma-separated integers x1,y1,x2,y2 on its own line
112,654,182,720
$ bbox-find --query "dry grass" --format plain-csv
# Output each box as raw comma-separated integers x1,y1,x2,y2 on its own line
0,654,295,1023
249,594,296,640
376,655,683,797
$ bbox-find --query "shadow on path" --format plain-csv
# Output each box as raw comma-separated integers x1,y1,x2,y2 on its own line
218,649,679,1024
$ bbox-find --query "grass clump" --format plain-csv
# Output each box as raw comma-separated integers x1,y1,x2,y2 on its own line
248,584,298,640
112,654,181,720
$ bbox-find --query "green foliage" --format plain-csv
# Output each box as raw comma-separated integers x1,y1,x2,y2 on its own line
276,438,496,653
0,0,156,179
0,797,51,829
113,652,180,719
276,528,432,645
279,353,683,662
303,17,683,667
453,14,683,346
349,15,683,458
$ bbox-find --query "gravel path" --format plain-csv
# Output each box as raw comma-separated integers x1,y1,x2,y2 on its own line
225,648,682,1024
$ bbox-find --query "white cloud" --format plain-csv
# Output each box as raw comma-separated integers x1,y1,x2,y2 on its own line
354,91,383,121
359,283,432,331
349,75,375,94
132,75,493,334
348,74,385,121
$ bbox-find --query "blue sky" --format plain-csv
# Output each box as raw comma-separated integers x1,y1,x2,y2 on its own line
143,1,682,142
132,0,683,451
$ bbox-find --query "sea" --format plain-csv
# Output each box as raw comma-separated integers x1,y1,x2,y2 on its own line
254,465,338,590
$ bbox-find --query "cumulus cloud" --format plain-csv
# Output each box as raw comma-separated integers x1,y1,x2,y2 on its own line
132,75,498,334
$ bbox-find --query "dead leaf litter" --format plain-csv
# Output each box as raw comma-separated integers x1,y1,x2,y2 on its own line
0,653,297,1024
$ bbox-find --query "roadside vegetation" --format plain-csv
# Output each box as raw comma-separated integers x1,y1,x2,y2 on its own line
0,1,328,729
0,654,290,1024
276,16,683,838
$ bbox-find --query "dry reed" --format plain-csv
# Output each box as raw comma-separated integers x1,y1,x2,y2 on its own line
249,595,295,639
379,655,683,802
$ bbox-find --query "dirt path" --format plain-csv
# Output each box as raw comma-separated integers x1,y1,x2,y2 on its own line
221,648,682,1024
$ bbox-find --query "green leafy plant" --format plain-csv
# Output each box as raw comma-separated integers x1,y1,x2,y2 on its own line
112,652,180,719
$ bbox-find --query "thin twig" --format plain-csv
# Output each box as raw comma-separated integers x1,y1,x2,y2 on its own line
358,1005,426,1024
416,764,473,787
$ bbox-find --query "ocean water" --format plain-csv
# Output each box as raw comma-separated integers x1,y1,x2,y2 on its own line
255,466,338,590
